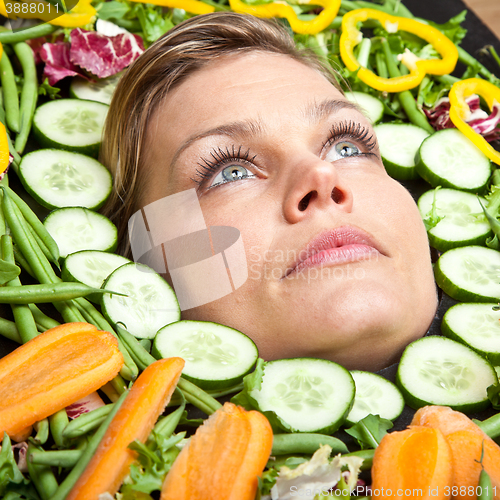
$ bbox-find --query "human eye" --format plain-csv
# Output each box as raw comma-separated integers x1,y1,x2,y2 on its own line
191,145,257,190
323,120,377,162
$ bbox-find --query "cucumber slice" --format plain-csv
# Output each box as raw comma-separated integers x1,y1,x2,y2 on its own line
152,320,258,390
69,74,121,105
33,99,109,157
344,91,384,124
102,262,180,339
62,250,130,303
442,303,500,365
44,207,117,258
397,336,497,412
374,123,430,180
416,128,492,192
19,149,112,211
418,188,491,251
435,245,500,302
346,371,404,425
249,358,355,433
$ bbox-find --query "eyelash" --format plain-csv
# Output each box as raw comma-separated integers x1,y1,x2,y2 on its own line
322,120,377,157
191,145,256,188
191,121,377,189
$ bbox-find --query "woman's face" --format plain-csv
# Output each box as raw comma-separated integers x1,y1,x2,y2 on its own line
141,52,438,371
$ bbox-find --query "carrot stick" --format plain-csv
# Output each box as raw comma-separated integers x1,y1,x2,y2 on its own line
161,402,273,500
0,322,123,437
412,406,500,500
66,357,185,499
371,425,452,500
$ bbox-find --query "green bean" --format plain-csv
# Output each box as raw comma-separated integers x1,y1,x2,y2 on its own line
344,449,375,470
62,404,114,440
479,468,493,500
0,315,21,343
1,234,38,342
3,185,59,264
30,449,81,469
0,281,121,303
0,23,57,44
116,324,157,371
100,381,121,403
477,413,500,439
382,38,434,133
51,391,127,500
73,299,139,381
34,418,49,445
110,373,128,395
13,42,38,154
13,243,35,277
1,188,56,284
27,442,59,500
151,389,186,442
375,51,388,79
457,46,498,82
0,51,19,133
177,377,222,415
49,409,69,448
356,37,371,69
272,433,348,456
55,300,87,323
28,304,60,330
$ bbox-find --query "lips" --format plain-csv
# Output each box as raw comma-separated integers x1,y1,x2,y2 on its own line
284,226,383,278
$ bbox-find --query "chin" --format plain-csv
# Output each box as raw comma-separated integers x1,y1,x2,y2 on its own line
264,279,437,371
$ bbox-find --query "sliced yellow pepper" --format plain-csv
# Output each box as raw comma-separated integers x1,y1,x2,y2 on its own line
0,0,96,28
229,0,340,35
449,78,500,166
0,43,8,178
127,0,214,15
340,8,458,92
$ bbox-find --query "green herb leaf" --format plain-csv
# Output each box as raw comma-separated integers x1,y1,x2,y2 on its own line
0,259,20,285
96,0,131,20
124,432,184,494
38,79,61,100
423,186,443,231
132,4,174,45
345,414,393,449
0,433,27,497
487,383,500,410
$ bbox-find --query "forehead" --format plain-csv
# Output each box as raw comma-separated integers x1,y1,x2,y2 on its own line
163,52,343,124
146,52,358,167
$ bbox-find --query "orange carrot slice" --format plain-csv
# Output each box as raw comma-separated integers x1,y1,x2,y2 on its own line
161,402,273,500
0,322,123,437
412,405,500,499
67,357,185,499
10,425,33,442
371,425,452,500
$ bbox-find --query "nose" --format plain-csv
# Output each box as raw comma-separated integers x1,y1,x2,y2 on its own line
282,156,353,224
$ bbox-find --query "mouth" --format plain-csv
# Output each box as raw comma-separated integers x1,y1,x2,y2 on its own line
284,226,383,278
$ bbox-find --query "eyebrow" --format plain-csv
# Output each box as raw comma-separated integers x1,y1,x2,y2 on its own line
169,97,363,170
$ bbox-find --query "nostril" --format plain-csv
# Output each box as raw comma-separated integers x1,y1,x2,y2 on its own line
331,187,344,204
298,191,315,211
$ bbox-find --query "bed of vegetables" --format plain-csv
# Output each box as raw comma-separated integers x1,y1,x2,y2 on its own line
1,0,500,499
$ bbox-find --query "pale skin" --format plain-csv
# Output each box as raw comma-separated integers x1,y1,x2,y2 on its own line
140,51,438,371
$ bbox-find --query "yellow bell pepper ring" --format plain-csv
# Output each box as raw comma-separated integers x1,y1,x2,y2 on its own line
340,8,459,93
128,0,214,15
0,44,7,178
0,123,10,179
449,78,500,166
229,0,341,35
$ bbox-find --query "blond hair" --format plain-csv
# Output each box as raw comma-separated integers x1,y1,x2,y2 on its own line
100,11,343,255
